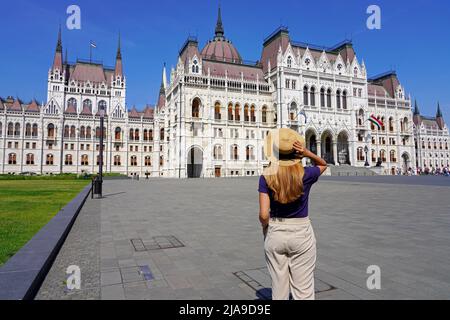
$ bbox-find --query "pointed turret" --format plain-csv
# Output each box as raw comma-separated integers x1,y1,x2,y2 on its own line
436,102,445,130
157,64,166,112
215,5,224,39
162,63,167,90
115,33,123,78
52,25,63,71
413,99,422,126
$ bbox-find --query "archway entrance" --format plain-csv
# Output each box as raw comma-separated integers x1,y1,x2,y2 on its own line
321,131,334,164
337,132,350,165
305,129,317,155
402,153,410,174
187,147,203,178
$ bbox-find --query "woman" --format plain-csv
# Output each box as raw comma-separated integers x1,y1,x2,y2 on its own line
258,128,327,300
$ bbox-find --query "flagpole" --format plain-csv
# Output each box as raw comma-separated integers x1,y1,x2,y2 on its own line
90,40,92,63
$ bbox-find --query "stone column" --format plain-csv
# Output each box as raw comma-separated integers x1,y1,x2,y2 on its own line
333,141,338,165
316,142,322,158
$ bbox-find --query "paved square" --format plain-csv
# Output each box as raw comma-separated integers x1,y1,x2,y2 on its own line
37,176,450,300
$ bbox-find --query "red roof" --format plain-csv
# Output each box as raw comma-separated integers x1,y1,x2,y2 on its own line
9,99,23,111
143,106,154,119
70,63,107,83
25,100,40,112
202,60,264,81
128,106,141,118
201,39,242,63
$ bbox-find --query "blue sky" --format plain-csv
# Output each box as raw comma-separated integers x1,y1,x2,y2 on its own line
0,0,449,124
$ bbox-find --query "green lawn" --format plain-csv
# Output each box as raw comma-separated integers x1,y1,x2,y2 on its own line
0,180,89,265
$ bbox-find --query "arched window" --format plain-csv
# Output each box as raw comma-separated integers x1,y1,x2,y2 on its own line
15,123,21,137
115,127,121,140
290,102,297,121
64,125,70,138
336,90,341,109
213,145,223,160
83,99,92,112
215,102,221,120
98,100,107,112
86,126,92,139
26,153,34,165
262,106,267,123
96,127,101,140
67,98,77,111
380,150,386,162
246,146,255,161
149,129,153,141
372,149,376,162
342,91,347,109
7,122,13,136
114,155,121,166
354,67,358,77
390,150,397,162
81,154,89,166
244,104,249,122
47,123,55,138
389,117,394,132
303,86,309,106
46,154,54,165
250,105,256,122
65,154,73,165
287,56,292,68
70,125,76,138
79,126,86,139
0,122,2,137
160,128,164,141
231,145,239,160
145,156,152,166
228,103,233,121
32,124,38,137
192,98,200,118
25,123,32,137
143,129,148,141
8,153,17,165
357,147,365,161
235,104,241,121
97,155,104,166
358,109,365,126
134,129,140,141
159,156,164,166
310,87,316,106
320,88,325,107
326,88,332,108
129,128,134,140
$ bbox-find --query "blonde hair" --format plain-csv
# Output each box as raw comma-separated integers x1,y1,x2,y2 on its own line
264,163,305,204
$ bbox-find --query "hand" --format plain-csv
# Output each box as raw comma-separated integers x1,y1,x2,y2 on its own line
293,141,310,158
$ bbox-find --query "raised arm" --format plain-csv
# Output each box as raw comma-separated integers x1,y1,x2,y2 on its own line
293,141,328,175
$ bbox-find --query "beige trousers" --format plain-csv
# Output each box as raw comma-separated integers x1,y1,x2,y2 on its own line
264,217,317,300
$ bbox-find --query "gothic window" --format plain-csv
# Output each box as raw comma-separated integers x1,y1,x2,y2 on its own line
231,145,239,160
26,153,34,165
303,86,309,106
215,102,221,120
287,56,292,68
336,90,341,109
86,126,92,139
47,123,55,138
81,154,89,166
115,127,122,140
389,117,394,132
235,104,241,121
145,156,152,166
82,99,92,113
114,155,121,166
320,88,325,107
310,87,316,106
213,145,223,160
192,98,200,118
149,129,153,141
129,128,134,140
326,89,332,108
67,98,77,110
98,100,107,112
262,106,267,123
130,156,138,166
250,105,256,122
160,128,165,141
244,105,249,122
246,146,255,161
70,125,76,138
7,123,13,136
65,154,73,165
8,153,17,165
357,147,365,161
32,124,38,137
354,67,358,77
342,91,347,109
134,129,140,141
25,123,32,137
390,150,397,162
46,154,54,165
228,103,233,121
380,150,386,162
64,125,70,138
15,123,21,137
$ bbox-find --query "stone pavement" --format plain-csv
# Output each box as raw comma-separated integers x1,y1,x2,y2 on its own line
37,176,450,300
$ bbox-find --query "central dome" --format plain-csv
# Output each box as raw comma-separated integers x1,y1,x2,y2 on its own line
201,38,242,63
200,6,242,63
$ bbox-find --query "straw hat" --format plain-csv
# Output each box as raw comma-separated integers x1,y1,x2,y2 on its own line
263,128,305,167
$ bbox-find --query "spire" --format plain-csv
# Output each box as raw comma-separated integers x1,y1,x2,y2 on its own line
214,4,224,39
414,99,420,115
52,25,63,71
437,102,443,118
114,33,123,77
162,63,167,90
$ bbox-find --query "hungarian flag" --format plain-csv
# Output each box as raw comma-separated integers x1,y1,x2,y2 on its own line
90,41,97,48
369,115,383,129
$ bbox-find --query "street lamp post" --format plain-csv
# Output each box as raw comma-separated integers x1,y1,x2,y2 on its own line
96,109,105,198
364,145,369,167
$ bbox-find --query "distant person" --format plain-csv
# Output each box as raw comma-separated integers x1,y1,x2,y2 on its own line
258,128,327,300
